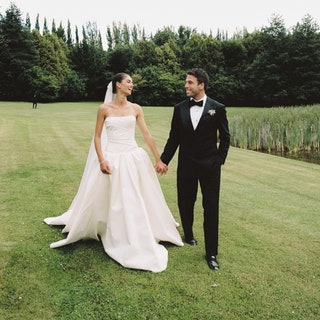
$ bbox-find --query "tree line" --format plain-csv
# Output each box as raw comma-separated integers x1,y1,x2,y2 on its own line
1,3,320,107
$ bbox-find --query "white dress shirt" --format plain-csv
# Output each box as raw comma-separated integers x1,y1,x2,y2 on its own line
190,95,207,129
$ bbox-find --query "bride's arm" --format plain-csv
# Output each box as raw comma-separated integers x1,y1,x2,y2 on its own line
94,105,111,174
135,105,167,174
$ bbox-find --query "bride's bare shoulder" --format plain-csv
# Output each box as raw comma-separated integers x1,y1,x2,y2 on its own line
97,102,113,116
131,102,142,112
99,102,115,110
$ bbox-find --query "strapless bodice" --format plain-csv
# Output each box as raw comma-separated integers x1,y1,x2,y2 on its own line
104,116,138,152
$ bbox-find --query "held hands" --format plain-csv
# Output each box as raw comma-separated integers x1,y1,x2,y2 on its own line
100,160,112,174
100,158,166,175
154,159,168,175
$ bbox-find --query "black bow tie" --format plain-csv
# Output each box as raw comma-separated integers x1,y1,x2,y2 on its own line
189,99,203,107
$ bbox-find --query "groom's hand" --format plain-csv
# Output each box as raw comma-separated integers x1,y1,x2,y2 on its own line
154,161,168,175
159,164,168,175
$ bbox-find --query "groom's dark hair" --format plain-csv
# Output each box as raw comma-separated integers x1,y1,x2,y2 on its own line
187,68,209,91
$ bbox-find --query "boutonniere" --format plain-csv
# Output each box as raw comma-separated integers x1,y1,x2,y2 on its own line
208,109,216,116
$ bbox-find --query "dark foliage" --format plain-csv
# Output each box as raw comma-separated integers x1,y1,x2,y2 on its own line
1,4,320,106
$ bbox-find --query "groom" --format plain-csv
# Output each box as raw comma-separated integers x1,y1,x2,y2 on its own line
160,68,230,270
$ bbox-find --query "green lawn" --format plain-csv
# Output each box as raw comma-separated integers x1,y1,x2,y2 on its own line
0,102,319,320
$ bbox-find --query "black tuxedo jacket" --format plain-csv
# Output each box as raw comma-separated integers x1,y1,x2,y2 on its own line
161,97,230,176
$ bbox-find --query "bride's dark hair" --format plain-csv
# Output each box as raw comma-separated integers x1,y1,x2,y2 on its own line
112,73,129,93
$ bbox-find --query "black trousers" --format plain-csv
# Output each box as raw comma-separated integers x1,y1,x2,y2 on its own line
177,165,221,257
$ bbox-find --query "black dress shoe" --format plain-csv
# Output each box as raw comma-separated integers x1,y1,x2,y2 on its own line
206,256,219,270
185,239,197,246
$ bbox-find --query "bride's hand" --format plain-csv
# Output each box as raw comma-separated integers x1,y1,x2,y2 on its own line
100,160,112,174
154,160,168,175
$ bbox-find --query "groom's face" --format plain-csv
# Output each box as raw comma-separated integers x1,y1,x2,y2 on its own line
185,75,201,98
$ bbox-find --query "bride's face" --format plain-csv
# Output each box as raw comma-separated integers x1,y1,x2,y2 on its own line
119,76,134,96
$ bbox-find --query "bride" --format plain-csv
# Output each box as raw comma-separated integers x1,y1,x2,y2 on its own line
44,72,183,272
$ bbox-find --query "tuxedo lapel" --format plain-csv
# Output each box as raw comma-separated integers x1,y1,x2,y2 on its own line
180,101,194,131
195,99,215,130
202,99,211,117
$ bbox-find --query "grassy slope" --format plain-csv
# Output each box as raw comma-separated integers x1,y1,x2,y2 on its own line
0,102,319,320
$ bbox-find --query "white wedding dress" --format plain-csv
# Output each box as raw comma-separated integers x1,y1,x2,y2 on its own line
44,115,183,272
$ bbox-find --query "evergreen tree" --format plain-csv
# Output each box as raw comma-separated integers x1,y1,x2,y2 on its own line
51,19,56,34
248,15,290,106
288,15,320,105
67,20,72,46
43,17,48,34
75,26,79,45
0,3,37,100
25,13,31,30
35,13,40,31
56,22,66,42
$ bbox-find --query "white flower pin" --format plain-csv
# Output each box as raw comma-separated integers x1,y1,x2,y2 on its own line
208,109,216,116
